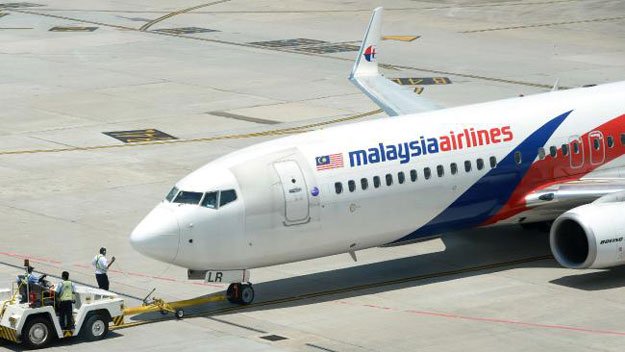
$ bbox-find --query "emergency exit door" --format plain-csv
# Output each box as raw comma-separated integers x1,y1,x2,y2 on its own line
273,161,310,224
588,131,605,165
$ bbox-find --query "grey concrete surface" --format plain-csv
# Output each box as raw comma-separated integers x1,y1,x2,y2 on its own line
0,0,624,351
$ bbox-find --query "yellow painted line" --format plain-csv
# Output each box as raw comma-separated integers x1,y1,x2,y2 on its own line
0,109,382,156
140,0,231,31
462,15,625,33
382,35,419,42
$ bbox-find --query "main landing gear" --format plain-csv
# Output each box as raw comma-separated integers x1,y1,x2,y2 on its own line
226,283,255,305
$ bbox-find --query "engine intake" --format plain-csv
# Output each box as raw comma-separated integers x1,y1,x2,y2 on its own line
550,203,625,269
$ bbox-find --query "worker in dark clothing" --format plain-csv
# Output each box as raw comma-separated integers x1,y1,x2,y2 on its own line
92,247,115,290
55,271,76,330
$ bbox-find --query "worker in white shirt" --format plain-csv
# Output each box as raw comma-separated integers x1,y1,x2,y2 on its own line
92,247,115,290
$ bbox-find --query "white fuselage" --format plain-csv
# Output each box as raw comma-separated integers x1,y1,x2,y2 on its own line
130,81,625,270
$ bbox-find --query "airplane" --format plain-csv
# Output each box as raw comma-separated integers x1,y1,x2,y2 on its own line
130,7,625,305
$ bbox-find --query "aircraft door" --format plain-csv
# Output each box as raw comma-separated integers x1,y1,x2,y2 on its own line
568,136,584,169
588,131,605,165
273,161,310,225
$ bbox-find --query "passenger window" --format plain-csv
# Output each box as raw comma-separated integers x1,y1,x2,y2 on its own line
373,176,381,188
361,178,368,190
424,167,431,180
593,138,600,150
464,160,472,172
489,156,497,168
348,180,356,192
165,187,179,202
549,146,557,157
561,144,569,156
450,163,458,175
398,171,405,184
335,182,343,194
607,136,614,148
201,191,218,209
572,141,580,154
514,152,522,165
437,165,444,177
538,148,545,160
621,133,625,145
410,169,417,182
385,174,393,186
174,191,203,205
219,190,237,207
476,158,484,170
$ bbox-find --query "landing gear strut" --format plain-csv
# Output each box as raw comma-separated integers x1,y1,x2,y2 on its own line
226,283,254,305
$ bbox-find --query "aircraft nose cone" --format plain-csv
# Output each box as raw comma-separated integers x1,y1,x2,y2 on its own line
130,206,180,263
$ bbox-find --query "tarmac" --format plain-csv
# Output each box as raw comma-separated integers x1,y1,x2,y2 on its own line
1,0,624,351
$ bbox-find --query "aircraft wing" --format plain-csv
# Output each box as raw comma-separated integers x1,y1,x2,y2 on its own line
525,179,625,208
350,7,443,116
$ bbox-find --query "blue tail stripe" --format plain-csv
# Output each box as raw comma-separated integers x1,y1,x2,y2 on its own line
392,110,572,244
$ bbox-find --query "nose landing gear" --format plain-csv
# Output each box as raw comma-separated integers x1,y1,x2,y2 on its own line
226,283,255,305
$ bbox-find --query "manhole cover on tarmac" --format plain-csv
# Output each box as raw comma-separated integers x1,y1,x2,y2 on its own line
103,129,177,143
249,38,328,48
154,27,218,34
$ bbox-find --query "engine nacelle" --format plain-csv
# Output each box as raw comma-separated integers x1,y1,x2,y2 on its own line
550,202,625,269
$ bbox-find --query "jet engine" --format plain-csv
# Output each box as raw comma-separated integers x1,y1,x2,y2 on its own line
550,202,625,269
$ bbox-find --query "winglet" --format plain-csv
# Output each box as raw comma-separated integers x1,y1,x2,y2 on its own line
350,7,382,79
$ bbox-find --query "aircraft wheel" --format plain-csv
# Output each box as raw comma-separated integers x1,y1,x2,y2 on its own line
240,284,254,305
226,283,241,304
175,309,184,320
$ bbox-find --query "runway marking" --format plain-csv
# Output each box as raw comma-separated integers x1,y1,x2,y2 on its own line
462,15,625,33
382,35,419,42
305,343,339,352
7,8,568,90
390,77,451,86
0,109,382,155
209,111,281,125
0,251,225,288
49,26,98,32
337,300,625,337
139,0,231,31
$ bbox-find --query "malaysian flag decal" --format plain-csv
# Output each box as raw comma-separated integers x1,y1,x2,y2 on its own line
316,153,344,171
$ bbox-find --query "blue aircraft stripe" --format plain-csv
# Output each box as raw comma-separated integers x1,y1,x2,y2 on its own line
391,110,572,244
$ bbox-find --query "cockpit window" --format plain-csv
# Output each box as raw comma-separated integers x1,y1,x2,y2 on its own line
165,187,179,202
220,190,237,207
173,191,203,205
201,192,218,209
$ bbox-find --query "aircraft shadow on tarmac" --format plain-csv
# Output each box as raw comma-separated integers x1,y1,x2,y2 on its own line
230,225,561,314
131,225,625,323
550,266,625,291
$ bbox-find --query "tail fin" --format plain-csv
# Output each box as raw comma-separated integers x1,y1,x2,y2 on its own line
350,7,382,78
349,7,441,116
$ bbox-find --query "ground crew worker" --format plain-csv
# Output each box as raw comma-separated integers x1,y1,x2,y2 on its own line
16,266,46,285
55,271,76,330
93,247,115,290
